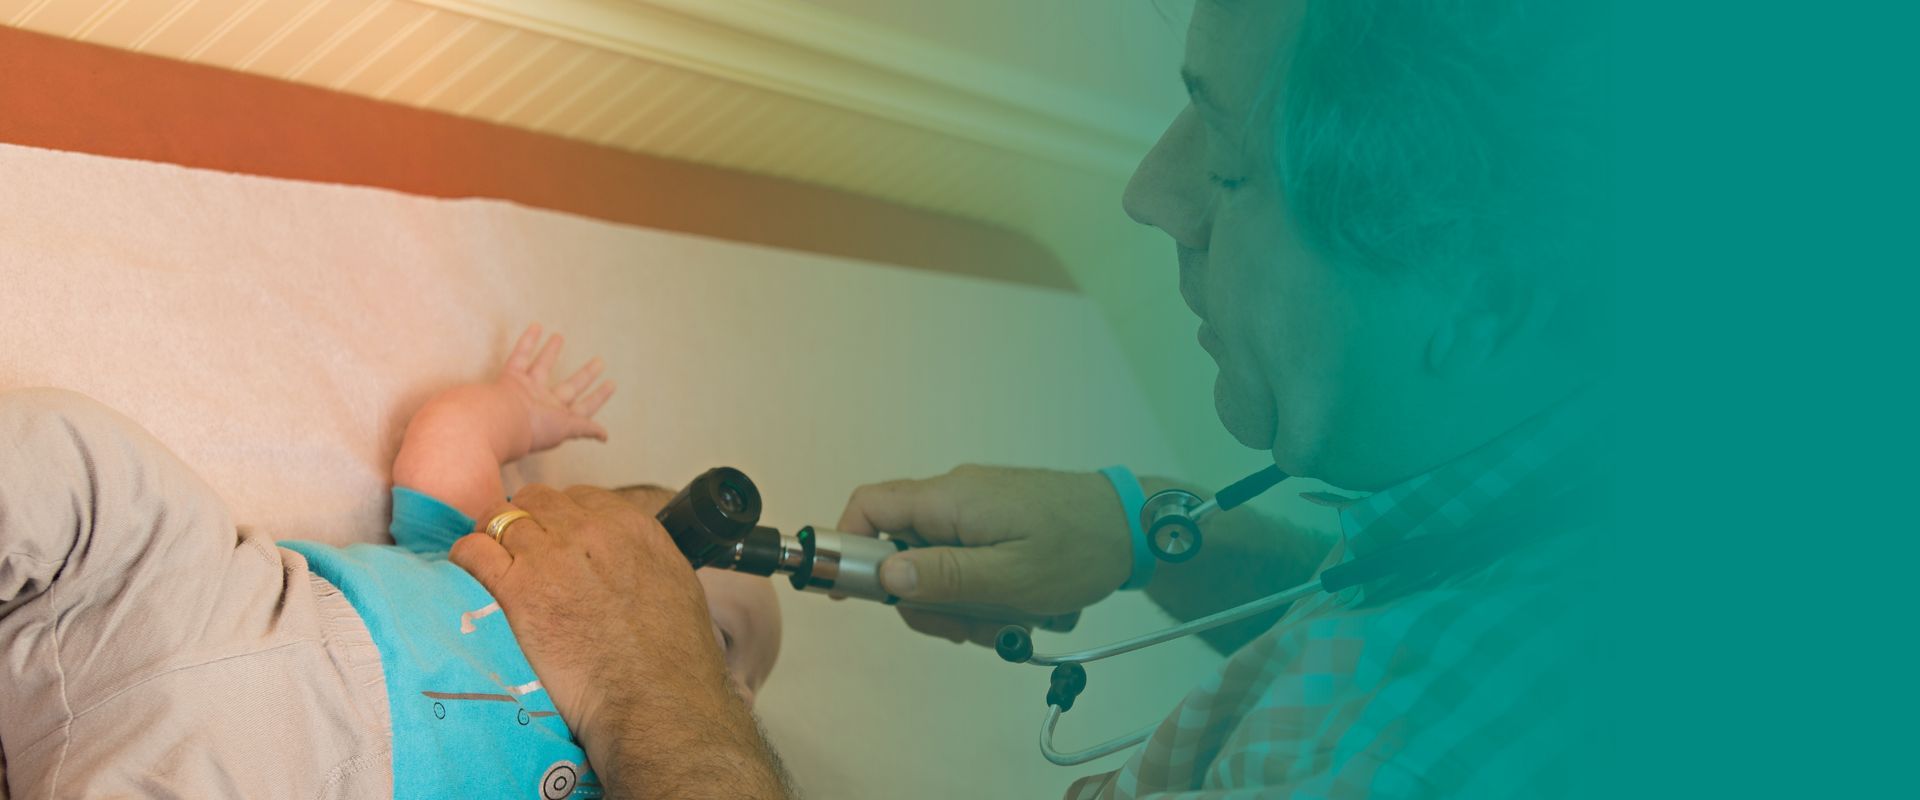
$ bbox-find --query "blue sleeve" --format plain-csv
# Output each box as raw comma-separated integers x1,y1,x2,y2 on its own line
389,486,477,556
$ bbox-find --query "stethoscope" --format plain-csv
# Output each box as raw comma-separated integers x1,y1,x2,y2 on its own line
987,465,1295,766
991,464,1555,766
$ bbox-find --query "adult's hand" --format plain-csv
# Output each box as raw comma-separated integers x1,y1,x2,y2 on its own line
837,465,1135,646
450,484,786,800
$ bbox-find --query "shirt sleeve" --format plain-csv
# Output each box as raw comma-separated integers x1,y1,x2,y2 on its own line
389,485,476,556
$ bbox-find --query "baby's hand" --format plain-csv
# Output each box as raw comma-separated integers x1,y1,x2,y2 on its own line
499,323,615,454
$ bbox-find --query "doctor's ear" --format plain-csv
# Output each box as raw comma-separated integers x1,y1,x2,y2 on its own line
1424,269,1538,376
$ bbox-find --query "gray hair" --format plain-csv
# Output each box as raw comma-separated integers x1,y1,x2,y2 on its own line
1270,1,1611,337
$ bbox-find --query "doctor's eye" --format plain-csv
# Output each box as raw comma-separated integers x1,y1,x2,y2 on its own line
1208,171,1246,191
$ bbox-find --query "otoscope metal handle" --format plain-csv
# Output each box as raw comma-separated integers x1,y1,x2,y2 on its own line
750,525,1080,632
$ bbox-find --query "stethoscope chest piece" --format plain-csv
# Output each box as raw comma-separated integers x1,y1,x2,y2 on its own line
1141,488,1205,563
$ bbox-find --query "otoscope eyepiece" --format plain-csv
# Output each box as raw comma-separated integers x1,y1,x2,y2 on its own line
656,466,763,567
716,482,748,515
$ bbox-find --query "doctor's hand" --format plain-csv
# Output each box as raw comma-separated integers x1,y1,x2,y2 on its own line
837,465,1134,646
450,485,788,799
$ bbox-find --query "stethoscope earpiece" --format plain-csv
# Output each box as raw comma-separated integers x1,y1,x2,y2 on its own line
996,625,1034,663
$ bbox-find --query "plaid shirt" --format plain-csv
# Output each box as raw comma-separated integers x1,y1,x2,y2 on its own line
1068,402,1605,799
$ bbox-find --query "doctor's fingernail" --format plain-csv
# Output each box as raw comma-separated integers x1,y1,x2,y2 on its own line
882,559,918,596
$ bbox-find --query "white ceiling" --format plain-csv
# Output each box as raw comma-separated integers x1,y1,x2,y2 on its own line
785,0,1189,116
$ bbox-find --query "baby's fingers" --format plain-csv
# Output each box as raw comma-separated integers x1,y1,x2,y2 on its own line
504,323,542,374
530,333,565,382
554,357,604,403
572,381,615,419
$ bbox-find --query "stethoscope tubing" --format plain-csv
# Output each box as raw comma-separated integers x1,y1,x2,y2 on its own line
1026,463,1596,767
1041,706,1160,766
1027,575,1326,765
1015,466,1300,765
1019,578,1324,667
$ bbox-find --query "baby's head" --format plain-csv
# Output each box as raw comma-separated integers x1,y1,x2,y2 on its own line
695,567,782,706
612,485,782,706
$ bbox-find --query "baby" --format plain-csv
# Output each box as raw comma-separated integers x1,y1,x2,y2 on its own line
0,325,779,799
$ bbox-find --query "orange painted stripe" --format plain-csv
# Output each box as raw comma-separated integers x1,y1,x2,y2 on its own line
0,25,1073,291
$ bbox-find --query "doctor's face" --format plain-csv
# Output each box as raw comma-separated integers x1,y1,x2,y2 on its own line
1123,0,1448,486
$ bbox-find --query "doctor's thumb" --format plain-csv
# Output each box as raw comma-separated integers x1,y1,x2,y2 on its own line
879,547,1003,605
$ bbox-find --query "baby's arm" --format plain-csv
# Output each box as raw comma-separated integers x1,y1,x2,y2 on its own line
392,324,615,520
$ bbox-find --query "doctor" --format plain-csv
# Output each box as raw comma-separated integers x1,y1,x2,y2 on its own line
450,1,1611,797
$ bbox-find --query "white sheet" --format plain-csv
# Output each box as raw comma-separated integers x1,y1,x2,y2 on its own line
0,142,1223,797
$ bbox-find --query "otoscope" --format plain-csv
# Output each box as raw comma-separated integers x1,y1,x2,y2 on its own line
655,467,1079,632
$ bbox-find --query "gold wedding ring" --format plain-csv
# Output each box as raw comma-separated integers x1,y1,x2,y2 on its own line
485,508,533,545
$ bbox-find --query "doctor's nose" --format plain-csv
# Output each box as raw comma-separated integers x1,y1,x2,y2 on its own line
1123,106,1212,251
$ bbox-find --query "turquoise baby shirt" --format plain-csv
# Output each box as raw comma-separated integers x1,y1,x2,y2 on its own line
282,488,602,799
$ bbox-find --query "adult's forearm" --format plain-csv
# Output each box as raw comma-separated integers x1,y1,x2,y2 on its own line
1139,477,1333,655
587,672,790,800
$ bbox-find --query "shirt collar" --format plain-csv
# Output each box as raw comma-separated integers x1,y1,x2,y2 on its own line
1325,392,1602,559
